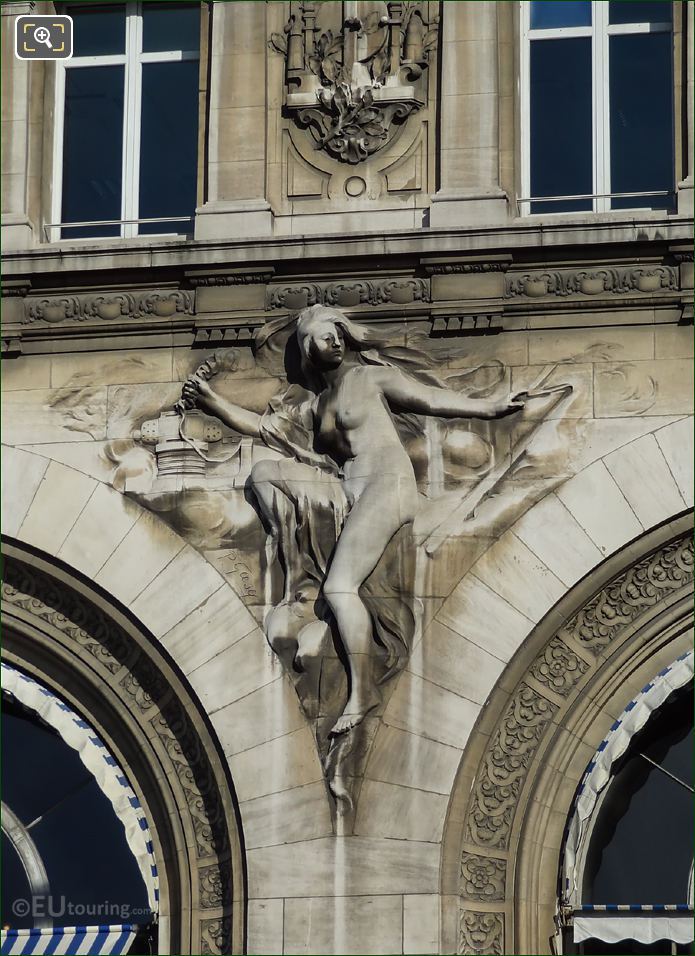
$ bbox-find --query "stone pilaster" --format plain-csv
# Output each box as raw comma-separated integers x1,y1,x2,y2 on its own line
677,0,693,214
1,2,39,250
429,1,509,227
195,1,272,239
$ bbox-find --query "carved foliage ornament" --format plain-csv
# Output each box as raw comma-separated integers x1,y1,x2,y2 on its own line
270,1,438,163
2,559,235,955
458,912,504,956
505,265,678,299
561,536,694,653
268,276,430,310
466,684,557,851
458,533,693,953
24,290,194,324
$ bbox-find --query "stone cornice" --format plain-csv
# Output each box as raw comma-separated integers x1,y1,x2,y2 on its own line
1,214,692,280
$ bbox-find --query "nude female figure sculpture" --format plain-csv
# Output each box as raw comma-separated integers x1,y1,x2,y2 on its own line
182,305,525,736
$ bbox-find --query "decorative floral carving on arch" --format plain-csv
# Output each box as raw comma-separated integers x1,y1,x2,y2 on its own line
0,546,246,956
446,519,694,956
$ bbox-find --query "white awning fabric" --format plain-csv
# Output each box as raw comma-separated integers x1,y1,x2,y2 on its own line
1,664,158,912
563,650,694,904
574,913,695,944
0,924,139,955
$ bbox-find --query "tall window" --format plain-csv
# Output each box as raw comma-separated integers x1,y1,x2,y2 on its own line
520,1,675,214
50,2,200,240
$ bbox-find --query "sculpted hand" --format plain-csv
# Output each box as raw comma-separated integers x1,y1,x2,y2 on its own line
488,395,526,418
180,374,218,413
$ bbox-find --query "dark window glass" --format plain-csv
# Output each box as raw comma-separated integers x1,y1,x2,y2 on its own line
583,689,693,904
530,37,592,212
138,61,198,233
142,2,200,52
68,3,126,56
1,706,149,929
62,66,124,238
609,1,673,25
610,32,674,209
2,833,32,926
530,1,591,29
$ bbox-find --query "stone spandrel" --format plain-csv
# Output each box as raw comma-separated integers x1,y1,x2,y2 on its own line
106,304,573,824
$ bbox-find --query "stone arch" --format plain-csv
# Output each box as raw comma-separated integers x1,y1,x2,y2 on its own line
358,418,692,846
439,515,694,955
1,443,329,951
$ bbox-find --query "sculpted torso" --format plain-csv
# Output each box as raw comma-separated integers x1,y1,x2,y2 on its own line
182,305,525,735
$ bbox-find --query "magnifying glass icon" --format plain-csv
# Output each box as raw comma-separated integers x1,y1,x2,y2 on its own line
33,26,53,49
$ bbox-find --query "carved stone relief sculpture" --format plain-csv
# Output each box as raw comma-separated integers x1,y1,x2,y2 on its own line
112,307,573,822
270,1,438,164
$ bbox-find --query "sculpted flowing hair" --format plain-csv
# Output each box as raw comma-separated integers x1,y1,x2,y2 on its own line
255,305,442,390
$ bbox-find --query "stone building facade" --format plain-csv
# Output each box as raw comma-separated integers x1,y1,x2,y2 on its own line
1,2,693,955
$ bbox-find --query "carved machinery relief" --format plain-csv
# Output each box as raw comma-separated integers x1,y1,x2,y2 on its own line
106,306,575,827
268,1,439,207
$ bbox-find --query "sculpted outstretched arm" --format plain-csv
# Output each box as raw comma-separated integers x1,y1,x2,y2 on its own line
375,367,525,420
181,375,262,437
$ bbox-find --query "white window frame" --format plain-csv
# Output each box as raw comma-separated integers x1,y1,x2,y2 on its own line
519,1,674,217
49,1,199,243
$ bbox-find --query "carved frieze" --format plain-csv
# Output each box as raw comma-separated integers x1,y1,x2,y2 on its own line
199,861,233,909
458,911,504,956
561,537,694,654
2,566,131,674
23,289,194,324
200,917,233,956
270,1,438,164
505,265,678,299
460,853,506,902
267,276,430,310
466,684,557,850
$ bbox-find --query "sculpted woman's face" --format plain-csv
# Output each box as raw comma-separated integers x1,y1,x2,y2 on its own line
305,319,345,370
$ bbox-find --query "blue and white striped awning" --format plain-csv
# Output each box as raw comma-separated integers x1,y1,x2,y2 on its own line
1,664,159,913
563,650,694,906
1,924,138,955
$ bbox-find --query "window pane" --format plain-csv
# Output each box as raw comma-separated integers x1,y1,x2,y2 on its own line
583,689,693,904
142,2,200,52
530,37,592,212
610,32,674,210
139,61,199,234
609,1,673,25
62,66,124,238
530,1,591,29
69,3,125,56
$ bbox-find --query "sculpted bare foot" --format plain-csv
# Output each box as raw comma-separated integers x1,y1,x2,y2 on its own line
329,688,381,736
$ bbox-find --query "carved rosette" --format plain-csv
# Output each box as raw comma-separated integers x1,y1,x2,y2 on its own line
460,853,506,902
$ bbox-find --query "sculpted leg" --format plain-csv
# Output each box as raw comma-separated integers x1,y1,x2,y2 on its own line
323,476,417,735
